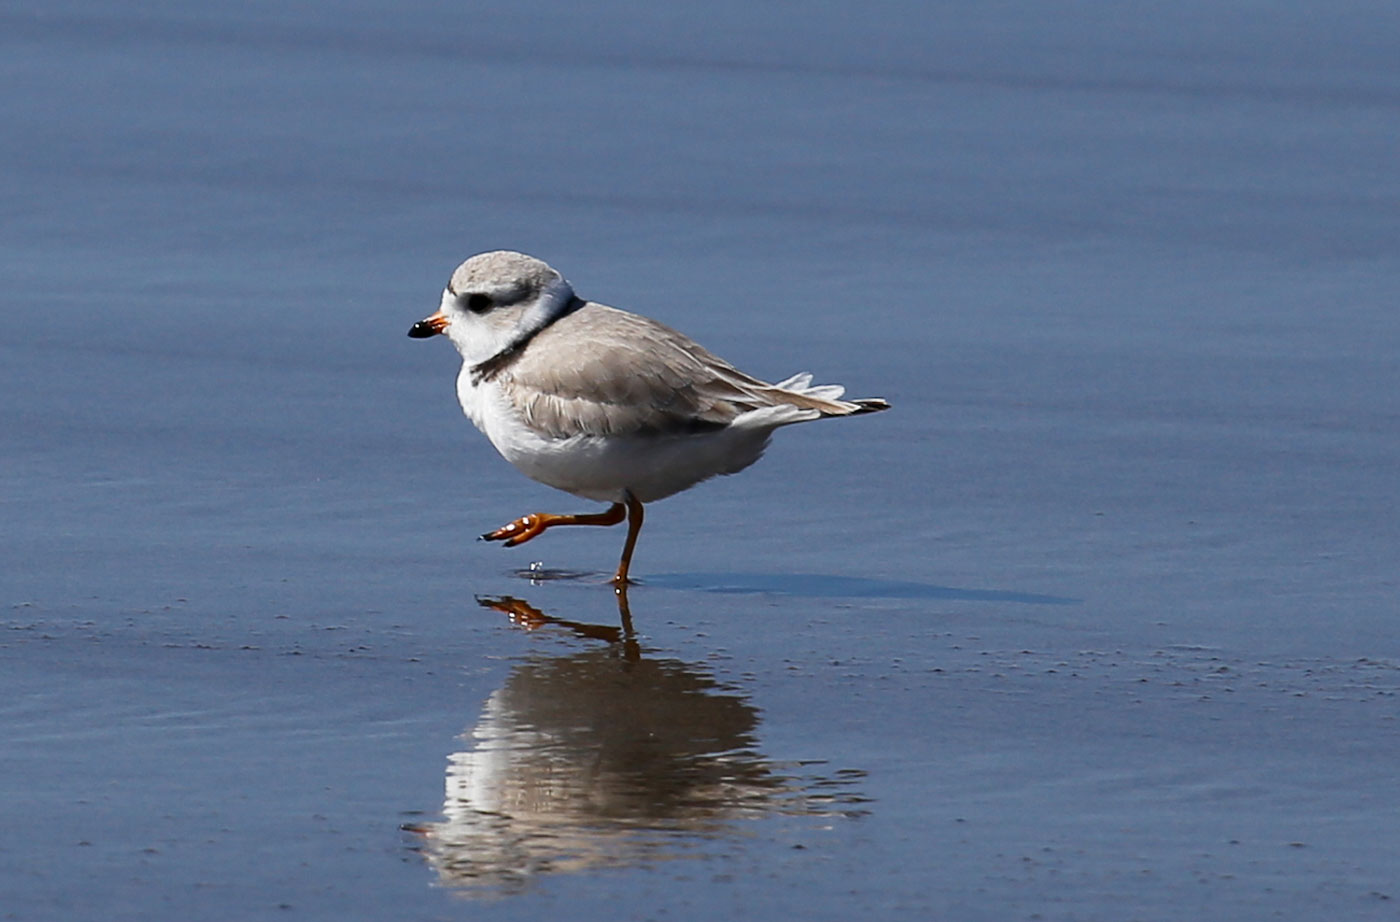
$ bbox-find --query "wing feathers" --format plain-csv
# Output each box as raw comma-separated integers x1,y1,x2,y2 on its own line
497,304,888,438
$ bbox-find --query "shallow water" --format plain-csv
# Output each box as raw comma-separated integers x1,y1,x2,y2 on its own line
4,1,1399,919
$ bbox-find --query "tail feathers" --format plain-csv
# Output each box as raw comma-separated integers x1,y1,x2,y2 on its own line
769,371,891,418
846,397,891,415
772,372,845,402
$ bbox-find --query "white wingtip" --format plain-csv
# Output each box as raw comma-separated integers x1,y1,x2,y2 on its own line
773,372,847,402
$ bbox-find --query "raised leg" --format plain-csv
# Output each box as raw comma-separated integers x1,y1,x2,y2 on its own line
481,502,626,547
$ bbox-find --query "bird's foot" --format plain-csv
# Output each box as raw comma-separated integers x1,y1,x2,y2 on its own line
481,514,549,547
480,504,628,548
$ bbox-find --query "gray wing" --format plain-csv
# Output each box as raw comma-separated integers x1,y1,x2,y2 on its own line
496,304,876,439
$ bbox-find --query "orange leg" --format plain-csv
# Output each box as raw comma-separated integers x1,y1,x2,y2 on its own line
611,494,645,587
481,502,626,546
482,493,647,585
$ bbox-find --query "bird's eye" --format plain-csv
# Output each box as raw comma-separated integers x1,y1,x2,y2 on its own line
465,293,492,313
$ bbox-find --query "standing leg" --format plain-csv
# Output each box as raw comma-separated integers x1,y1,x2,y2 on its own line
611,493,646,586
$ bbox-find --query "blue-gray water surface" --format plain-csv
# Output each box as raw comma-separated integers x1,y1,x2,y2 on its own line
3,2,1398,920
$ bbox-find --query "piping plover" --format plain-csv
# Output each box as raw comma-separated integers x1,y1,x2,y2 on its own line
409,251,890,585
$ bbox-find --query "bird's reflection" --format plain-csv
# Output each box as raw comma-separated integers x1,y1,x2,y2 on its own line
408,588,869,894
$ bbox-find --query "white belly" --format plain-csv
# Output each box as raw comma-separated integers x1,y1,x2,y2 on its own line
457,371,774,503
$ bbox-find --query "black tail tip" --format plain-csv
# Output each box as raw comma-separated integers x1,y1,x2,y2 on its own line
852,398,891,414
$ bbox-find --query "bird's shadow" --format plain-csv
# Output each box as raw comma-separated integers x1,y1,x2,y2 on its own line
511,567,1076,605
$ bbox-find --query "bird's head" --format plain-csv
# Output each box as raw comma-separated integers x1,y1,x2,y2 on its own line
408,251,583,367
